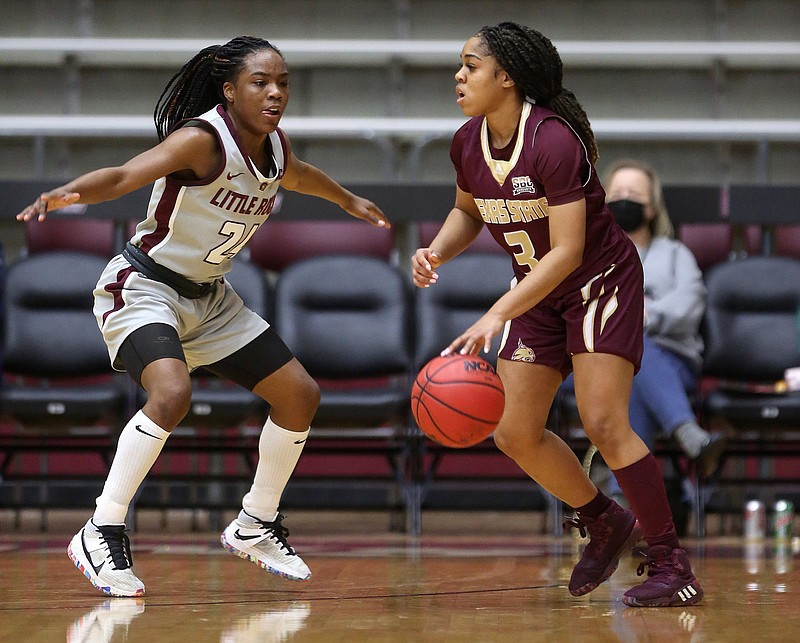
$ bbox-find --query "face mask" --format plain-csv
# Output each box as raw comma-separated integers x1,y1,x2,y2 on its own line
608,199,645,232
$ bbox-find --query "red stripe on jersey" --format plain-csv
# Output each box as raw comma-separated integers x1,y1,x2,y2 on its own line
139,180,183,253
102,266,137,325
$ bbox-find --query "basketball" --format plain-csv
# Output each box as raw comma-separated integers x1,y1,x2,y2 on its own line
411,354,505,448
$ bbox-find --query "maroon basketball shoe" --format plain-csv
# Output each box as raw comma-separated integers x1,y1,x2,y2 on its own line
565,500,643,596
623,545,704,607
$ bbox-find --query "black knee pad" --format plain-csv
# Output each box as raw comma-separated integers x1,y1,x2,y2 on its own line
118,323,185,386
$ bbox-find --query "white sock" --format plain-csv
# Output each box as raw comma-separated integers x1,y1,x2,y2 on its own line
93,410,170,525
241,417,309,521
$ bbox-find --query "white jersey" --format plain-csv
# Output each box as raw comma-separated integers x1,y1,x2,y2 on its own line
130,104,285,283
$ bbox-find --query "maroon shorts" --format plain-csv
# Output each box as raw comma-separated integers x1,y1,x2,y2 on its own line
498,251,644,378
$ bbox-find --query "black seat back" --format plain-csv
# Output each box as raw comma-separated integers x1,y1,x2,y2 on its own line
414,253,512,371
3,251,110,377
703,256,800,382
1,251,125,427
275,255,412,379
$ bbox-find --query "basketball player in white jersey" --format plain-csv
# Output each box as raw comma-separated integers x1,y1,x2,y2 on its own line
17,36,390,597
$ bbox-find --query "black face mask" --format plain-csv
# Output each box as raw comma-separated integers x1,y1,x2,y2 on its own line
608,199,646,232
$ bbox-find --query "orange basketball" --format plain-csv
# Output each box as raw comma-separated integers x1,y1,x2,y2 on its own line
411,354,505,448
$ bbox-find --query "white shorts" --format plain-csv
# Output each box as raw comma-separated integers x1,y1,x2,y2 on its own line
93,254,269,372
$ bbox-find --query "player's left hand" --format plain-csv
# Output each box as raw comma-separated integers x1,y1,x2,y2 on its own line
345,196,391,228
442,312,505,356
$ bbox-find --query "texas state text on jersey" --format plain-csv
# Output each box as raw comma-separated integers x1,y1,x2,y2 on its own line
473,196,549,224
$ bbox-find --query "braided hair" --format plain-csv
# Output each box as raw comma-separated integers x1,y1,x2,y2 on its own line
154,35,283,141
478,22,599,163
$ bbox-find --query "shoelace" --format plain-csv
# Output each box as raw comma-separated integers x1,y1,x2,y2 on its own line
635,551,670,578
254,513,296,555
96,524,134,570
563,515,588,538
563,515,609,556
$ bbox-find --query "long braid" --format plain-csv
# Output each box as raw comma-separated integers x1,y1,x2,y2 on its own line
153,36,283,141
479,22,599,163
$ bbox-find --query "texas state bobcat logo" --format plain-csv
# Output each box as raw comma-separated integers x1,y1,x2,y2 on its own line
511,339,535,363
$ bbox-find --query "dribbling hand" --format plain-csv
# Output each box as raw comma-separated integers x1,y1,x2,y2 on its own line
441,311,505,357
17,191,81,222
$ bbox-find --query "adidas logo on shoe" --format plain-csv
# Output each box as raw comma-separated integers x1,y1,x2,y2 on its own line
677,584,700,602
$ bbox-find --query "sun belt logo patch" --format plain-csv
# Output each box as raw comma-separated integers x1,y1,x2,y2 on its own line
511,176,536,196
511,339,536,362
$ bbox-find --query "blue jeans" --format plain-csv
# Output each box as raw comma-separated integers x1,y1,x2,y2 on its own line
629,334,698,450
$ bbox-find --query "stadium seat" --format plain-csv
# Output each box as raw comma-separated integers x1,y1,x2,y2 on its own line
413,253,512,370
0,251,126,518
702,256,800,426
247,220,395,273
678,223,732,273
273,255,415,530
25,218,117,257
701,256,800,516
0,251,125,426
775,225,800,260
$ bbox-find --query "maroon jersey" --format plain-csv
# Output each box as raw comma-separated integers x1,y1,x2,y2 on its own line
450,101,633,304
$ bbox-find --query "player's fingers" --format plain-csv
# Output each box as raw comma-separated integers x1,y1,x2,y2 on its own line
441,335,465,356
458,336,478,355
412,250,439,280
422,251,440,276
366,204,391,228
36,196,49,221
412,273,432,288
15,206,32,221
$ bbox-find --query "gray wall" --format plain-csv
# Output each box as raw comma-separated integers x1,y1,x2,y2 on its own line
0,0,798,185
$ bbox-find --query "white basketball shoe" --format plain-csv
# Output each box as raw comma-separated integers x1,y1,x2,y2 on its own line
68,519,145,597
221,510,311,581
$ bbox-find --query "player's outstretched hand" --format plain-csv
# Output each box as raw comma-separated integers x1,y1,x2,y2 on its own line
411,248,442,288
16,190,81,222
345,195,391,228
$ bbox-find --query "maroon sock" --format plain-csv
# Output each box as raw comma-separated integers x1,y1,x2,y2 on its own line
575,489,612,519
613,453,680,549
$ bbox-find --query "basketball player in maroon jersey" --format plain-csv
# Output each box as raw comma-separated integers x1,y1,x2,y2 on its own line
412,22,703,607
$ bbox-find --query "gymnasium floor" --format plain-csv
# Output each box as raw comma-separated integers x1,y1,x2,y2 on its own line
0,509,798,642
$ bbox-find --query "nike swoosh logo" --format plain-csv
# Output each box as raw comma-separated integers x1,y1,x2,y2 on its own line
234,529,261,541
294,439,307,444
82,530,105,575
227,171,244,180
135,425,163,440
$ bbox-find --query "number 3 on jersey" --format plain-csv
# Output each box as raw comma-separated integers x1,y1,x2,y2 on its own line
205,221,261,264
503,229,538,272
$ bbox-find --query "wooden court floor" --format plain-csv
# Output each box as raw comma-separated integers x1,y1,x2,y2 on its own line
1,510,799,642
